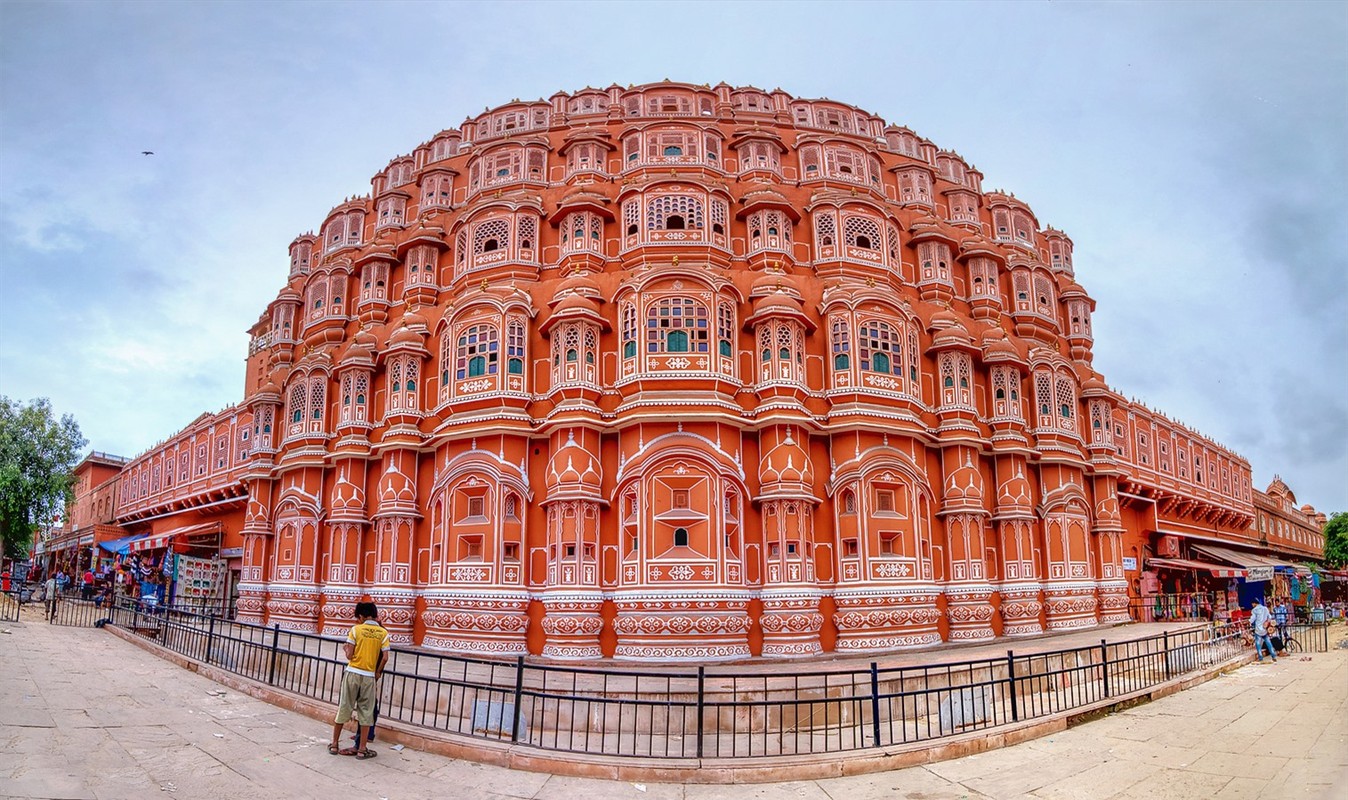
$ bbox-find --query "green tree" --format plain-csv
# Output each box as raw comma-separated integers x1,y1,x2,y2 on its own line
1323,511,1348,569
0,397,86,560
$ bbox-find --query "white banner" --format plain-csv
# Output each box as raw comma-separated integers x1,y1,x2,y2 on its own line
1246,566,1275,582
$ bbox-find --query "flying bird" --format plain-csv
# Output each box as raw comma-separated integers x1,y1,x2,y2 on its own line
141,151,154,156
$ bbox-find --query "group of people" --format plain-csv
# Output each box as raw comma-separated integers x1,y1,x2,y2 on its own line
31,556,172,617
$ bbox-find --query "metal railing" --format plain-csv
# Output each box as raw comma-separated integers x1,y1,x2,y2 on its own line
99,599,1335,761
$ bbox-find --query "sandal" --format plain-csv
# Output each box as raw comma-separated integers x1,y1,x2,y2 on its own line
327,743,342,755
354,748,377,759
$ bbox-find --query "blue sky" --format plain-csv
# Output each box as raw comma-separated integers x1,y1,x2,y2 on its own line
1,1,1344,512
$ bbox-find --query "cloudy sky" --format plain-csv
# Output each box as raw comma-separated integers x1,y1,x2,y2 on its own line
1,1,1344,512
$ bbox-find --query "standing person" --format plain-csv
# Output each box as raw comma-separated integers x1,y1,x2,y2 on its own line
80,568,94,601
1274,598,1289,638
44,573,58,621
328,602,389,759
1250,598,1277,663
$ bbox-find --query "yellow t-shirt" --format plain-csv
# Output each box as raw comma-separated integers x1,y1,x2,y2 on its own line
345,620,390,676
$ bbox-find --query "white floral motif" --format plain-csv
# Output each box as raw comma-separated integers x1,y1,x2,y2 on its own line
667,357,691,369
450,566,486,581
874,562,912,578
669,564,695,581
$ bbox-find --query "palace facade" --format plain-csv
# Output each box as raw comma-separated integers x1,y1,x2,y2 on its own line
50,82,1326,660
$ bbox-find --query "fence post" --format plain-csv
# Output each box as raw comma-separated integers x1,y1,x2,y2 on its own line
696,666,706,759
207,613,216,665
1101,640,1111,698
510,655,525,742
869,662,882,748
1163,631,1171,680
267,623,280,686
1007,650,1019,722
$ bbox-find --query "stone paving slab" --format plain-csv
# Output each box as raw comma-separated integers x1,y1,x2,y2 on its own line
1,618,1344,800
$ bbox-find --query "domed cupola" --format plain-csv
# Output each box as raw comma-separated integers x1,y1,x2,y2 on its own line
330,466,368,523
376,460,418,517
545,429,603,499
995,466,1034,518
980,327,1027,367
943,452,986,510
758,427,815,498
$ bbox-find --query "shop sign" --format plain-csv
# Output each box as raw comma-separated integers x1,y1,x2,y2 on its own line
1122,557,1138,571
78,534,94,545
220,547,243,558
1246,566,1274,582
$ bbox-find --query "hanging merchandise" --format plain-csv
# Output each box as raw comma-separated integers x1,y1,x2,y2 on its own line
174,554,227,612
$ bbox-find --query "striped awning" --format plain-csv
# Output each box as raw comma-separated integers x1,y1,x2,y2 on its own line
1147,557,1246,579
125,522,221,554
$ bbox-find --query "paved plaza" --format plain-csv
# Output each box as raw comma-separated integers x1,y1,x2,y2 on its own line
1,616,1344,800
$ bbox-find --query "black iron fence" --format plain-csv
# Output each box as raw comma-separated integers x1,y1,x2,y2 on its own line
101,598,1336,761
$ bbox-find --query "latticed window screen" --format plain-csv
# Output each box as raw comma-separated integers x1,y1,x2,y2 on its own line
717,301,735,357
646,195,704,230
830,317,851,369
473,218,510,255
506,319,526,375
647,297,709,353
620,302,637,358
308,377,326,425
815,212,836,247
843,215,881,250
456,324,500,379
859,320,901,374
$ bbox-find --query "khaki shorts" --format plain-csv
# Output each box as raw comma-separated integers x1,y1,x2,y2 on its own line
335,671,377,726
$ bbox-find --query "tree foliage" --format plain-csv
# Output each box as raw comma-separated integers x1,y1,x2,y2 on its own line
1323,511,1348,569
0,396,86,559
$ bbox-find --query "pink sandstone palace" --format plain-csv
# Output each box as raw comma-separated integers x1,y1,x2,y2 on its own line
44,82,1327,661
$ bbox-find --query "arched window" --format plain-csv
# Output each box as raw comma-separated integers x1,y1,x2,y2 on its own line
506,318,526,376
843,215,881,253
673,527,689,547
648,296,709,354
647,195,704,232
472,218,511,258
831,317,851,370
859,320,901,375
717,301,735,359
456,324,499,380
621,302,637,359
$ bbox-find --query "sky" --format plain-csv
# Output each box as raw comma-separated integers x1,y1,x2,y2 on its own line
1,1,1344,513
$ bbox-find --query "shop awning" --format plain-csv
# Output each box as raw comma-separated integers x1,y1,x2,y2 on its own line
1147,557,1246,579
125,522,221,554
99,535,141,555
1190,543,1312,576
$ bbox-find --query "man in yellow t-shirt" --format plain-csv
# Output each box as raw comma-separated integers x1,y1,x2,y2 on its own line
329,601,390,758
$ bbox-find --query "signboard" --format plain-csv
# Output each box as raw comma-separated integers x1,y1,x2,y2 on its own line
219,547,243,559
1122,557,1138,572
1246,566,1274,582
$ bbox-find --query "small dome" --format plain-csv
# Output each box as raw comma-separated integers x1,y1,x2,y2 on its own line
930,317,973,349
331,471,367,519
378,461,416,507
388,325,423,347
339,341,375,367
944,457,984,504
546,430,602,495
554,270,603,300
981,327,1025,364
749,269,800,300
998,470,1033,510
554,292,602,317
759,428,814,490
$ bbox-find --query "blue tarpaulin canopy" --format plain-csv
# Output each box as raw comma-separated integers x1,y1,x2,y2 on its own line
98,535,141,555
